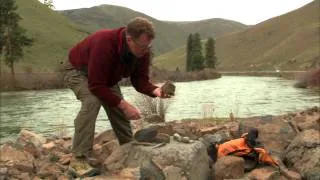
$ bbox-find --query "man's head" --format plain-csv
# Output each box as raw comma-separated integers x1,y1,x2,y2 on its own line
245,128,259,148
126,17,155,58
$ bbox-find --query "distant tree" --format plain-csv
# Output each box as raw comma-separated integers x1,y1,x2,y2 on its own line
186,33,193,72
43,0,55,9
0,0,33,78
205,37,217,68
190,33,204,71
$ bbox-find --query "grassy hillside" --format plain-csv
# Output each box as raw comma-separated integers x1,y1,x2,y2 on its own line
154,1,319,71
60,5,187,55
1,0,88,72
154,46,186,71
153,41,207,71
166,18,248,39
60,5,247,55
216,0,320,71
1,1,246,73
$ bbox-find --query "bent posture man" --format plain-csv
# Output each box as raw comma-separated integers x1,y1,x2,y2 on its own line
63,17,170,177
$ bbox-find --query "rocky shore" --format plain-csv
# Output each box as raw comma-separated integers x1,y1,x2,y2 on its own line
0,106,319,180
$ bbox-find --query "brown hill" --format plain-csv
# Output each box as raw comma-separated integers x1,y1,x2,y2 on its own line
154,1,319,71
216,0,320,71
60,5,247,56
166,18,248,39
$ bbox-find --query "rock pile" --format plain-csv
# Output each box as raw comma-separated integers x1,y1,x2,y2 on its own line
0,106,319,179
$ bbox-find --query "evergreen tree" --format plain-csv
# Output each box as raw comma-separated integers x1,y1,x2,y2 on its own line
186,33,193,72
0,0,33,78
190,33,204,71
205,37,217,68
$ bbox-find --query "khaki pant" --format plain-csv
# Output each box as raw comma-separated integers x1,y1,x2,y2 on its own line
63,61,132,157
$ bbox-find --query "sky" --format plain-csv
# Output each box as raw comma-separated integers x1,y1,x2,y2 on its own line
50,0,314,25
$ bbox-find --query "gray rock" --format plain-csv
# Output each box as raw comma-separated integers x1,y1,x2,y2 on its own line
125,140,211,180
285,129,320,178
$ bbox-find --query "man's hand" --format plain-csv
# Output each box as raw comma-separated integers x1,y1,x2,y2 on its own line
152,87,172,98
118,100,141,120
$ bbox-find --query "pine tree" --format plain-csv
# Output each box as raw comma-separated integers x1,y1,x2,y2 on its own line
186,33,193,72
190,33,204,71
0,0,33,78
205,37,217,68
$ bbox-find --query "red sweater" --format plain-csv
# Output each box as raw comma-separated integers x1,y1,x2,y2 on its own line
68,27,158,107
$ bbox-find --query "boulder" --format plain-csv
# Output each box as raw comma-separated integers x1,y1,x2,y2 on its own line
93,130,116,145
201,132,232,146
23,142,40,158
128,140,210,180
240,116,296,154
37,163,64,179
284,129,320,179
214,156,245,180
0,144,35,172
93,140,119,164
197,126,225,136
248,167,281,180
42,141,56,152
16,129,46,148
162,165,183,180
292,114,320,131
104,139,211,180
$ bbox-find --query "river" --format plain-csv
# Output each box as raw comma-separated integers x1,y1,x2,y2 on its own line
1,76,319,143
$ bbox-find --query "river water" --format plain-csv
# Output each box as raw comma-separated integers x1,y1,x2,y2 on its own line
1,76,319,143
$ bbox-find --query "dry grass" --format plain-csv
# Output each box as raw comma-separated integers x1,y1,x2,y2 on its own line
151,67,221,82
55,119,69,138
294,68,320,88
0,72,65,91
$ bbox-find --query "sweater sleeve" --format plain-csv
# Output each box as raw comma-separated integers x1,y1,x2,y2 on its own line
87,40,122,107
130,55,158,97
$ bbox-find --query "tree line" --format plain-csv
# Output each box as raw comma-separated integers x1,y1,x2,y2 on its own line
0,0,54,78
0,0,33,78
186,33,217,72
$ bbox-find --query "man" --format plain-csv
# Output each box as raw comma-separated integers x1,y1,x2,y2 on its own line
63,17,171,177
207,128,278,171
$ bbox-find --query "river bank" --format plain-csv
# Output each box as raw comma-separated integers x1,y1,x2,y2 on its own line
0,67,221,92
0,106,319,179
1,67,319,92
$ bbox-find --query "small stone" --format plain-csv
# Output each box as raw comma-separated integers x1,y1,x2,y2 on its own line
161,81,175,96
58,154,72,165
181,137,190,143
173,133,181,142
42,141,55,150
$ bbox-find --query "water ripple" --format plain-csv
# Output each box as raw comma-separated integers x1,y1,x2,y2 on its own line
0,76,319,142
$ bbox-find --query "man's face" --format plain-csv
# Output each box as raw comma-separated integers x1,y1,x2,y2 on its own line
127,33,153,58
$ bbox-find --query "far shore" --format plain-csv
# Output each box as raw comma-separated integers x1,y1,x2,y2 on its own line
1,68,319,92
219,70,306,79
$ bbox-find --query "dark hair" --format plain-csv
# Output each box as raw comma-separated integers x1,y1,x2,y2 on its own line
207,143,218,163
245,128,259,148
126,17,155,39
